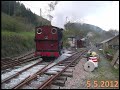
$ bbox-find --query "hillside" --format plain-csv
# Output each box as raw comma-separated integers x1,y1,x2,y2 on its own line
1,12,50,58
63,22,118,45
1,1,51,58
2,12,34,32
36,15,51,26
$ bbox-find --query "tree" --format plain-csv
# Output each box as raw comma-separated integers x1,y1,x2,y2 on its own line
108,29,119,36
2,1,16,16
2,1,50,27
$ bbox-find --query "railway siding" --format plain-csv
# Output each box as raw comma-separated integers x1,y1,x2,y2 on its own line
1,49,87,89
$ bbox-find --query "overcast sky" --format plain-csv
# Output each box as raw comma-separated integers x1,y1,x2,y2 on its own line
21,1,119,31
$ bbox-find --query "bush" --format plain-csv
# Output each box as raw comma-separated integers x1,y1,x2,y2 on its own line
2,31,35,58
104,48,115,60
1,12,34,32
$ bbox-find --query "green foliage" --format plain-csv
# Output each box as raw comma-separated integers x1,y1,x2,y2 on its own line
2,31,35,58
1,1,36,24
2,1,16,16
1,1,50,26
104,48,115,56
36,15,51,26
63,22,116,45
64,23,91,38
1,1,51,58
62,30,70,47
2,13,34,32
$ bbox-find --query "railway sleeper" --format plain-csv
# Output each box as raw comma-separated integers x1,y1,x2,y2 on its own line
59,63,68,65
56,76,67,81
52,79,66,87
45,71,73,77
71,63,77,66
48,85,60,89
2,57,39,70
61,72,73,77
64,68,73,73
69,64,76,67
62,61,72,63
45,71,58,75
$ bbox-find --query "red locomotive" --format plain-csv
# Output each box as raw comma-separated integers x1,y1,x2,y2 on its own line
34,25,63,59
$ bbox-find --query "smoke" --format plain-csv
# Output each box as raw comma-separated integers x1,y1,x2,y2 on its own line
50,1,114,29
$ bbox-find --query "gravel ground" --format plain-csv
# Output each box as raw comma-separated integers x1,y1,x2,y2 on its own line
60,46,119,89
60,57,91,89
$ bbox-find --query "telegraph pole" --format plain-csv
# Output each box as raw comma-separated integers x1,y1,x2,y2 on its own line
66,17,68,23
40,8,42,16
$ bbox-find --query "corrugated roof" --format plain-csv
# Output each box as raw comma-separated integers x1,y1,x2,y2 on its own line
101,34,119,44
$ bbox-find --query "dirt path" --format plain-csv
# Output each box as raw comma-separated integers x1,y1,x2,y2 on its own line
60,46,119,89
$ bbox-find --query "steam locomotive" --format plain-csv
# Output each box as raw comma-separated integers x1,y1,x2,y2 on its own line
34,25,63,59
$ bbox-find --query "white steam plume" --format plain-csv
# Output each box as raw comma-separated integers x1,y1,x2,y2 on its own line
50,1,116,30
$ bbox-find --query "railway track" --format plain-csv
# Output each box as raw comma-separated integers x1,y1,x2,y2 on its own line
2,59,54,89
1,51,39,70
2,49,87,89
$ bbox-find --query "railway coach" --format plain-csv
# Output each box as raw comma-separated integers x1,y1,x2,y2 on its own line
34,25,63,59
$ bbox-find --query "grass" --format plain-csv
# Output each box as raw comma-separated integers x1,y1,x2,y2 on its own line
1,12,51,58
2,31,35,58
2,12,34,32
88,50,119,89
1,12,36,58
104,48,115,55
